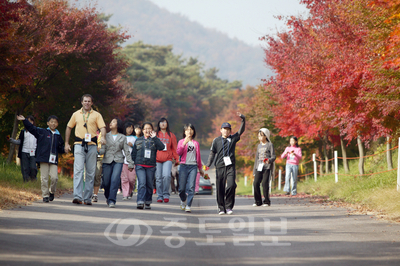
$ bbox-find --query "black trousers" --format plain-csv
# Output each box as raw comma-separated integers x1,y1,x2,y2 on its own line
215,165,237,212
253,168,271,205
20,152,37,182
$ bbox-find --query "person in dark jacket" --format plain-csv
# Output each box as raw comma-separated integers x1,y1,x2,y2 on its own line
8,115,38,182
131,122,164,210
17,115,65,203
205,112,245,215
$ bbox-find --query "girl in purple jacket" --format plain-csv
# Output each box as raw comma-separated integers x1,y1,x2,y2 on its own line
281,136,302,196
176,124,204,213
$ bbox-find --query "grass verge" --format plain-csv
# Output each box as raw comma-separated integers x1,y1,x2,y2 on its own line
0,157,73,210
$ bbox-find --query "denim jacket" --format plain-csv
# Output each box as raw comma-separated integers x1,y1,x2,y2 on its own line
131,136,165,166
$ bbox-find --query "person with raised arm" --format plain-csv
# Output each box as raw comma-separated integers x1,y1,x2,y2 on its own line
205,112,245,215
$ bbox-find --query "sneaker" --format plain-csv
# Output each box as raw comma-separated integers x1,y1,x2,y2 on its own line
180,201,186,211
285,192,290,195
163,198,169,203
84,201,92,205
252,204,258,207
129,192,133,198
72,198,82,204
153,188,156,194
137,203,144,209
43,197,49,203
185,206,191,213
49,193,54,201
262,203,270,207
157,199,163,203
109,202,115,208
92,195,98,202
145,204,151,209
226,209,233,215
122,197,128,201
218,211,225,215
117,189,122,194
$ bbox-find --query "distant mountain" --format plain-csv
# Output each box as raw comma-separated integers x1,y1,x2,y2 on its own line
76,0,274,86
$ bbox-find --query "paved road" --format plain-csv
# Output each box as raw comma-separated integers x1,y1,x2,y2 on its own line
1,183,400,265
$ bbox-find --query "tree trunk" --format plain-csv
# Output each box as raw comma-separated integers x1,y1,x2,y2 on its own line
318,140,324,174
6,112,20,164
386,136,393,170
323,134,329,174
357,135,364,175
340,136,349,173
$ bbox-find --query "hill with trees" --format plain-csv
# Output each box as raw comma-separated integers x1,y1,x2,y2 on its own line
75,0,273,87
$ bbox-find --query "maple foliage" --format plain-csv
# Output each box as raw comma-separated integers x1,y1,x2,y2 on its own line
261,0,397,145
0,0,131,162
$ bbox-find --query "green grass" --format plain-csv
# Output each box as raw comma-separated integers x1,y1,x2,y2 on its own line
0,156,73,209
297,145,400,220
236,173,254,195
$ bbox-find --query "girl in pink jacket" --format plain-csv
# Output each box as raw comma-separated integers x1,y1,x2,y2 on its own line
281,136,302,196
176,124,204,213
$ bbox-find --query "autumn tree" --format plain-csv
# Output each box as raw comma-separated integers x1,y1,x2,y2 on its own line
1,0,130,163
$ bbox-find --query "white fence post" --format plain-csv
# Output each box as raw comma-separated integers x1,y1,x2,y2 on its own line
278,169,282,190
334,150,338,183
244,176,247,187
313,153,317,182
397,138,400,191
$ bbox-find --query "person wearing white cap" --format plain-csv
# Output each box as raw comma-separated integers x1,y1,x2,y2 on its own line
252,128,275,207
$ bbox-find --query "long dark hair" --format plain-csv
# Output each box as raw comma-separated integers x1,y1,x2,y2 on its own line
114,118,124,134
124,122,134,135
289,136,299,147
183,123,196,139
157,117,171,137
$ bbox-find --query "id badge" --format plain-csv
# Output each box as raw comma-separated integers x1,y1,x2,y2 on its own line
223,156,232,166
163,143,167,151
257,163,264,172
49,153,56,164
144,148,151,158
29,150,35,156
85,133,91,142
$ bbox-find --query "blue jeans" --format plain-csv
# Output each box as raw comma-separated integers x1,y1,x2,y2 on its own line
178,164,197,207
156,161,173,200
73,145,97,202
136,165,156,205
284,163,298,195
102,161,123,205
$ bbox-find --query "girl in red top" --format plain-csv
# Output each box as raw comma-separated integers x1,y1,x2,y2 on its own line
155,118,179,202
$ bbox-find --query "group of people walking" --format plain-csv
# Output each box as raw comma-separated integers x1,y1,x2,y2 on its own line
10,94,302,214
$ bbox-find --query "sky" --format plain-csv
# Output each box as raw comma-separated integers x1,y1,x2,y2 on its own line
149,0,309,47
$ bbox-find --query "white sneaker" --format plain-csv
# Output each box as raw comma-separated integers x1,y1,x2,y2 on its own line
262,204,270,207
226,209,233,215
218,211,225,215
252,204,258,207
122,197,128,201
180,201,186,211
185,206,191,213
